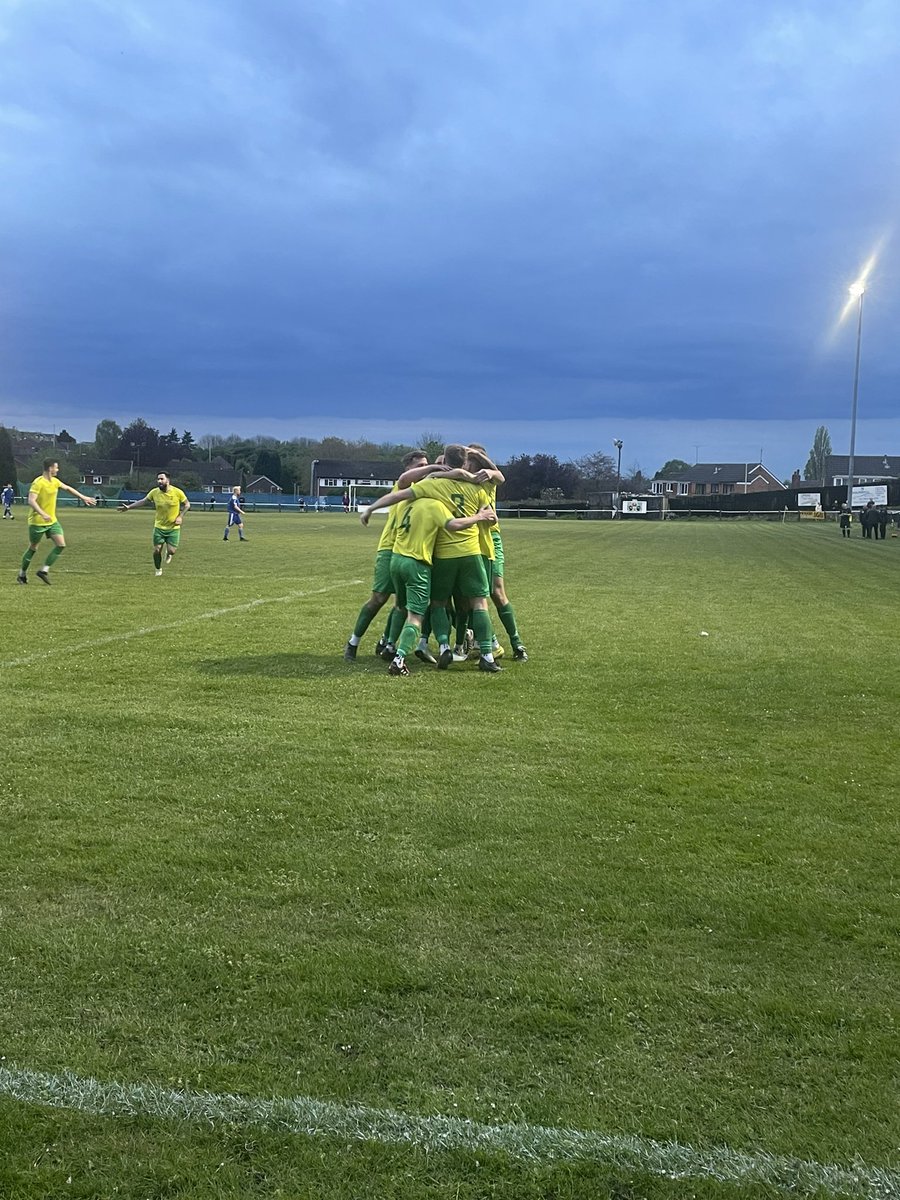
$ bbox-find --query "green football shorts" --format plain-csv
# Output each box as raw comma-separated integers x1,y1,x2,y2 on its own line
153,527,182,547
430,554,489,602
27,521,64,542
391,554,431,616
370,548,395,596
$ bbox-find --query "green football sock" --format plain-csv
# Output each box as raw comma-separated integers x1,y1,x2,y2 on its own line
153,548,163,569
396,623,419,659
495,601,521,647
386,606,406,645
431,606,451,646
45,544,65,567
353,603,378,639
471,609,494,655
455,607,469,647
21,546,36,572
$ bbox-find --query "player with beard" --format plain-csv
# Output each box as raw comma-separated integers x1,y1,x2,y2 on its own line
119,472,191,575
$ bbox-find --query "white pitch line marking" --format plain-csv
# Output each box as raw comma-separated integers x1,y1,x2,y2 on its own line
0,580,363,669
0,1065,896,1199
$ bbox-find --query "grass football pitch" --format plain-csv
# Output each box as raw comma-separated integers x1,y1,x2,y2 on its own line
1,510,898,1200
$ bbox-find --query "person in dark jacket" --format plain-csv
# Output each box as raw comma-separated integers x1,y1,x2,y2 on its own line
861,500,876,539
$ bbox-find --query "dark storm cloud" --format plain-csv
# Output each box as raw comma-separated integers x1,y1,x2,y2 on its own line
2,0,900,463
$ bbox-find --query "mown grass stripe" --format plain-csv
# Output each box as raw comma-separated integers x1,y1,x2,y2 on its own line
0,580,363,668
0,1065,896,1199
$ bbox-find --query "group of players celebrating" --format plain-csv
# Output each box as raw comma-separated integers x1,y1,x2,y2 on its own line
343,443,528,675
15,450,527,678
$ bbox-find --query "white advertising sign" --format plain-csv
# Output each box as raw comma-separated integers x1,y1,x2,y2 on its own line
797,492,821,508
852,484,887,507
622,499,647,514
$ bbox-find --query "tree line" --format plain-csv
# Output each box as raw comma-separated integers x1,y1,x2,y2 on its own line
4,419,654,500
5,418,834,499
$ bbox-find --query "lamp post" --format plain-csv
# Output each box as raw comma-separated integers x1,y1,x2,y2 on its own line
846,281,865,510
613,439,623,513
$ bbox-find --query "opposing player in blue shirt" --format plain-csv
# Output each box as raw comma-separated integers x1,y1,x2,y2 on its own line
224,486,248,542
2,483,14,519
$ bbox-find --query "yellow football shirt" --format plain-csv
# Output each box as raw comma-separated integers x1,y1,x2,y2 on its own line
376,486,400,552
392,497,455,566
146,486,187,530
409,478,490,559
28,476,61,526
476,480,499,558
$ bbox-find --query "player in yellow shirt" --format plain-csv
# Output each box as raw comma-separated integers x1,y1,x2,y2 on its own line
342,452,449,663
361,445,502,671
17,458,97,585
360,494,497,674
119,472,191,575
465,444,528,661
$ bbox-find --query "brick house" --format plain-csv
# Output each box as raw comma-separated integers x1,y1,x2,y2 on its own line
650,462,785,498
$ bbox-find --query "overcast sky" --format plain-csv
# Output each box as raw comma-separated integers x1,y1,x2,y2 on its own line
2,0,899,478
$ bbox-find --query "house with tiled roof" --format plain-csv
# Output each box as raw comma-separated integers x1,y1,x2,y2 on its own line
166,458,241,491
310,459,403,495
650,462,785,498
820,455,900,486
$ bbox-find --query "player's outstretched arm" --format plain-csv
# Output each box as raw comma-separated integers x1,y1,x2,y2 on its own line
119,498,150,512
360,487,415,526
58,481,97,506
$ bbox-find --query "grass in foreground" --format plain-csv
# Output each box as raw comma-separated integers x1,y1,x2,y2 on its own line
1,511,898,1199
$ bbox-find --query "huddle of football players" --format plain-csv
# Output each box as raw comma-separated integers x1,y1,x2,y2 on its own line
343,443,528,676
15,450,529,679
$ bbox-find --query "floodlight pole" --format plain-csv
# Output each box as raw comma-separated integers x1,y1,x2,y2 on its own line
613,439,623,515
846,288,864,509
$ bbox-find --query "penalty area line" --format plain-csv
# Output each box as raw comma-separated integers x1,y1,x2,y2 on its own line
0,1065,897,1199
0,580,363,669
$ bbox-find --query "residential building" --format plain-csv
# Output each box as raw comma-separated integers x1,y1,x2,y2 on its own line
818,455,900,487
309,458,402,499
166,458,241,492
74,458,134,486
651,462,785,497
245,475,282,494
